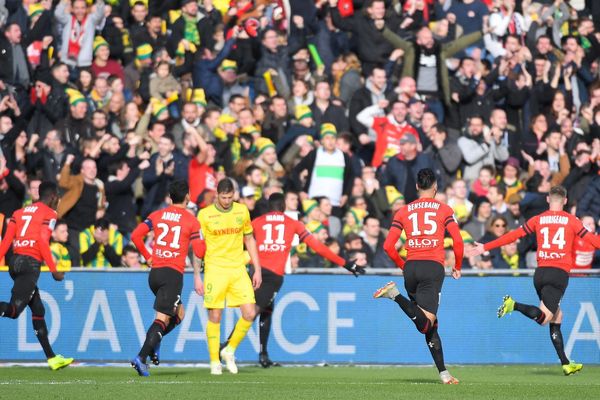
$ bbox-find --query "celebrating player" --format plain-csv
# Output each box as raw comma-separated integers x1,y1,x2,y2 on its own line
0,182,73,370
374,168,463,384
196,178,262,375
130,180,206,377
470,185,600,375
220,192,366,368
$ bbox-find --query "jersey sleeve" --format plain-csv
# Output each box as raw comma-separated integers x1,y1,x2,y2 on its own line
571,215,600,248
295,219,311,242
522,215,537,236
444,207,464,270
383,209,406,269
242,206,253,235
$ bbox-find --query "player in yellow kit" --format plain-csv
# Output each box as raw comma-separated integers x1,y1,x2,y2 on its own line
196,178,262,375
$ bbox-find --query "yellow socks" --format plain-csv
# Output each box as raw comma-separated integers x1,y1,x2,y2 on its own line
226,318,253,352
206,321,221,362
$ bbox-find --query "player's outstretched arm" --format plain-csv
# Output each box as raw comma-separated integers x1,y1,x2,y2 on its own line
482,227,527,253
383,226,405,270
0,218,16,262
446,220,464,278
244,234,262,289
303,234,365,276
131,222,152,261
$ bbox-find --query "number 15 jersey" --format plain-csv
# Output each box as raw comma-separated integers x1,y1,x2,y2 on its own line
389,198,458,267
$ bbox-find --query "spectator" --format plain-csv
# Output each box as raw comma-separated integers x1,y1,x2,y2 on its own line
359,215,394,268
381,21,484,120
55,89,93,148
310,80,349,133
381,132,438,203
58,154,106,251
423,123,462,185
463,199,492,240
105,158,149,236
121,245,144,269
54,0,105,69
356,98,418,167
50,219,78,270
457,115,509,183
293,124,353,215
91,36,124,81
141,133,188,217
79,218,123,268
0,22,31,96
0,155,26,218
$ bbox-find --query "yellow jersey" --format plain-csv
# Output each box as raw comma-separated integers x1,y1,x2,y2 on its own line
198,202,253,269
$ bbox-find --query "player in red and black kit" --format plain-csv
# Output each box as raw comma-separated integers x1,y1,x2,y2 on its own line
374,168,464,385
471,185,600,376
129,180,206,377
0,182,73,370
220,192,365,367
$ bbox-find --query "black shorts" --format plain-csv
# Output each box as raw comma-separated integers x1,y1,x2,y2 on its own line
403,260,445,315
149,267,183,317
8,255,42,315
253,268,284,309
534,267,569,314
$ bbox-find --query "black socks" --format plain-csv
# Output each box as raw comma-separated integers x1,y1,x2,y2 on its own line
514,302,546,325
550,323,570,365
425,321,446,373
394,294,431,333
32,316,55,359
259,308,273,354
139,319,166,361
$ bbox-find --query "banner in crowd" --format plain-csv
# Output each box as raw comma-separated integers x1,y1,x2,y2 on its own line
0,272,598,364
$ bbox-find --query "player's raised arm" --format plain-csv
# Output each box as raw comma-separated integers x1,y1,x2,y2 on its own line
383,213,406,269
131,221,152,261
471,220,531,257
0,218,16,262
444,214,463,278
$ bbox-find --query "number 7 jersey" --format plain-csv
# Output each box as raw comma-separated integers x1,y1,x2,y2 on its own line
390,198,458,266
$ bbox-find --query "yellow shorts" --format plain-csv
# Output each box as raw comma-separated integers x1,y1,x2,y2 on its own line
203,265,255,309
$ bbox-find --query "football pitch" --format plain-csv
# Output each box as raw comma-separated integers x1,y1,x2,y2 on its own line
0,365,598,399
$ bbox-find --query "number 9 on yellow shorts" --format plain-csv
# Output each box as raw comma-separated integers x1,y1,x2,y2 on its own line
203,265,256,309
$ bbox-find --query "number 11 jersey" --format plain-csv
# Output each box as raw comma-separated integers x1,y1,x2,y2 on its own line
390,198,457,266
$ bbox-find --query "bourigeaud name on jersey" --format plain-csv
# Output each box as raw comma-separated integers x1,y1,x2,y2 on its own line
539,215,568,225
407,201,440,212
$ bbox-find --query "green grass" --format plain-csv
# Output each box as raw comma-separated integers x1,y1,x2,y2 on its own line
0,365,598,400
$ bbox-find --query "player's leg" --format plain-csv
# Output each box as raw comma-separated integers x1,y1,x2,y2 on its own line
220,268,257,374
374,262,432,333
204,266,229,375
549,307,583,375
207,308,224,374
256,269,283,367
151,304,185,366
501,268,549,324
28,287,74,370
133,269,180,376
414,262,457,384
0,256,39,319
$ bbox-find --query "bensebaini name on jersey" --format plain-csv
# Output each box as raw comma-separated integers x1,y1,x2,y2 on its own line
539,215,568,225
408,202,440,212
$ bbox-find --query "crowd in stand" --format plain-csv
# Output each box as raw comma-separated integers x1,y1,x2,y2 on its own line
1,0,600,271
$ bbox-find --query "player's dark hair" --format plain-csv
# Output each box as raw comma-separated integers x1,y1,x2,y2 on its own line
38,181,58,202
549,185,567,199
416,168,436,191
217,178,235,194
169,180,189,204
268,193,285,212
